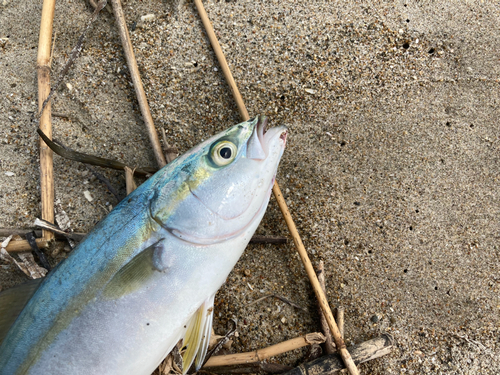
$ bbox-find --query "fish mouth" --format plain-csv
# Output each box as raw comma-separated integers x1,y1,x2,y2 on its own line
247,116,287,160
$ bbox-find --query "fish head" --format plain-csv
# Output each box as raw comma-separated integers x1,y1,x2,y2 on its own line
151,116,287,245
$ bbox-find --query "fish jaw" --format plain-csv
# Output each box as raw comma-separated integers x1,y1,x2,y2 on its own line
152,116,287,245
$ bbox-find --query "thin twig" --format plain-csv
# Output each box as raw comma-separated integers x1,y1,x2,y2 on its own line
202,319,237,368
203,333,325,368
85,164,123,202
194,1,358,373
200,362,292,374
52,112,71,119
38,128,157,176
249,235,287,244
247,294,307,313
52,138,123,202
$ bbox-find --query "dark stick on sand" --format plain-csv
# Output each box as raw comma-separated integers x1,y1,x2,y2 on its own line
200,362,293,374
25,231,52,272
283,334,394,375
37,128,157,176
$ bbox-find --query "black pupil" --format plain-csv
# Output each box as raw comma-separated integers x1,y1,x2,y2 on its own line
220,147,232,159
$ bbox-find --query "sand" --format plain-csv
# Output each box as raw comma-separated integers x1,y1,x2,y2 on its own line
1,0,499,373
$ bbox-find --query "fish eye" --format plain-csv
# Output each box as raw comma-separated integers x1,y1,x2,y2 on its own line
211,141,237,166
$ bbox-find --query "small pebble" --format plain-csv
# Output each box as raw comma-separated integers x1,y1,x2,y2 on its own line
84,191,93,202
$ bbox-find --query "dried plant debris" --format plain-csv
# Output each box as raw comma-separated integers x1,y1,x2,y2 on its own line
1,236,47,279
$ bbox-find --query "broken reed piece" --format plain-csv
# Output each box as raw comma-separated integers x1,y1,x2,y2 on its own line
124,166,137,195
317,261,335,355
109,0,166,169
161,128,179,164
337,307,345,339
203,333,325,368
193,1,359,373
37,0,56,241
3,239,49,253
282,334,394,375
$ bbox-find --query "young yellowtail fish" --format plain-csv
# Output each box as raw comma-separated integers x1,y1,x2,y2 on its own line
0,116,287,375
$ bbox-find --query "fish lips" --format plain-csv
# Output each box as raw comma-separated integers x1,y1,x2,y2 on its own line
247,116,287,160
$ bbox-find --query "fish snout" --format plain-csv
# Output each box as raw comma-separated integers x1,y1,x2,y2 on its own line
247,117,287,160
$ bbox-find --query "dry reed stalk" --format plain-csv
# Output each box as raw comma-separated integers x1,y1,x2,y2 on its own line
161,128,178,164
317,261,335,355
337,307,345,339
203,333,325,368
4,239,49,253
193,1,359,373
109,0,166,169
37,0,56,241
124,166,137,195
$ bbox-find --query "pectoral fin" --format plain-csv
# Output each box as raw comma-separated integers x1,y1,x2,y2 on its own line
102,239,169,299
0,279,42,345
181,294,215,374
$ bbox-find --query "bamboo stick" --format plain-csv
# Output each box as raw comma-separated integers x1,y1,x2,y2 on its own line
109,0,167,169
193,1,359,374
37,0,57,241
204,333,325,368
4,239,49,253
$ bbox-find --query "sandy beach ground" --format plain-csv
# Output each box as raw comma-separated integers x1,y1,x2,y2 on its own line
1,0,499,373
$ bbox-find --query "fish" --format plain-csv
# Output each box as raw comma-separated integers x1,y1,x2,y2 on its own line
0,116,287,375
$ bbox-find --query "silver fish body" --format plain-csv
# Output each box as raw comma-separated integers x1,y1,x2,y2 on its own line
0,116,287,375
